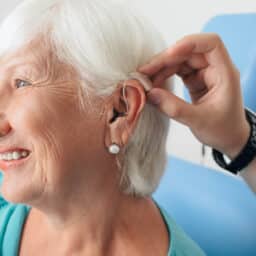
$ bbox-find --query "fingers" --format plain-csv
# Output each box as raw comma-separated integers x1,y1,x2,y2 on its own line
151,65,179,88
185,54,208,70
174,33,232,67
138,33,232,77
147,88,196,126
149,54,208,86
179,33,222,53
138,41,194,75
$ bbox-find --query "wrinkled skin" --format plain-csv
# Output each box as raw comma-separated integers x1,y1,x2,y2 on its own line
0,38,169,256
0,39,111,208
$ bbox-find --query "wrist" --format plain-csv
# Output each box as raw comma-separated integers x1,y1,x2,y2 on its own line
223,120,251,160
212,108,256,174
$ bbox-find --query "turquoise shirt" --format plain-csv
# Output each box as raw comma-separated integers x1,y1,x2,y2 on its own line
0,177,205,255
0,199,206,256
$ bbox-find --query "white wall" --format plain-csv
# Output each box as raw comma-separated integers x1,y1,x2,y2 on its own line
0,0,20,21
1,0,256,169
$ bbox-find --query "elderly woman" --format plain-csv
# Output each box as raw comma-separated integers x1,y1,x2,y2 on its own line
0,0,206,255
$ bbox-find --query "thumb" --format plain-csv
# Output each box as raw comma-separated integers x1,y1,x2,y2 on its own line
147,88,196,126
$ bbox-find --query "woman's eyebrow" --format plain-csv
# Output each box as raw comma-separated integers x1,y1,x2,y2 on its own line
5,58,43,76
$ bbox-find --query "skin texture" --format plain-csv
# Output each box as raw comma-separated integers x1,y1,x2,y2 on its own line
0,38,169,255
139,33,256,192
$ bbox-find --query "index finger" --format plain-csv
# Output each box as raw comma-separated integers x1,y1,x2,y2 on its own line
138,41,194,75
138,33,232,76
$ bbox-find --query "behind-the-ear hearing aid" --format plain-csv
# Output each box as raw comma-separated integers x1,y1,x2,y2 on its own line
128,72,153,92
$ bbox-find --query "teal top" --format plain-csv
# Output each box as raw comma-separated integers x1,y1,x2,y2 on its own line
0,200,206,256
0,183,205,256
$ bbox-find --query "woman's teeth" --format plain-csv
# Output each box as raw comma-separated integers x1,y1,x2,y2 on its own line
0,150,29,161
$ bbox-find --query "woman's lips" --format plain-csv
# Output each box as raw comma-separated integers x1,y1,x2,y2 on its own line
0,151,31,172
0,147,30,154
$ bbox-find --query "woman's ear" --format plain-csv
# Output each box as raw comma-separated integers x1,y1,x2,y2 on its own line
104,80,146,151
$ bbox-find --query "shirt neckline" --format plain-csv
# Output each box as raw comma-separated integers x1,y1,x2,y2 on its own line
16,203,173,256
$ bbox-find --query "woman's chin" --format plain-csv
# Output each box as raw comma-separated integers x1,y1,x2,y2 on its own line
0,178,37,205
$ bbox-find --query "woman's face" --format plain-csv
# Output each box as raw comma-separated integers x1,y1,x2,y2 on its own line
0,40,111,206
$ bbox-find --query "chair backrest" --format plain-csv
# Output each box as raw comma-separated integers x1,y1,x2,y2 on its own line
184,13,256,112
154,156,256,256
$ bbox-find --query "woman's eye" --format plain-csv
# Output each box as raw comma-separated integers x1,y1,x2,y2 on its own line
15,79,32,89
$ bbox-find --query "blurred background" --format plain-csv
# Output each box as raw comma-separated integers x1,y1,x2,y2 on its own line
1,0,256,169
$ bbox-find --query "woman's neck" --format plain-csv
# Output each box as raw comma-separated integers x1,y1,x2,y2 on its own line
25,186,166,255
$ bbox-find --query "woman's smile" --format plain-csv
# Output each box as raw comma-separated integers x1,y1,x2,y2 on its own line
0,148,31,171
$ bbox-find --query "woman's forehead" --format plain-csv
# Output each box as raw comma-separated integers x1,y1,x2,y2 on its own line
0,35,79,84
0,40,56,77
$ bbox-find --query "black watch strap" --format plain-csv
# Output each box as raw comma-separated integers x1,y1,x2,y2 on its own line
212,108,256,174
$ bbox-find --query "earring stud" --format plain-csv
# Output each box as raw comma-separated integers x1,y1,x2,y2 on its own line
108,143,120,154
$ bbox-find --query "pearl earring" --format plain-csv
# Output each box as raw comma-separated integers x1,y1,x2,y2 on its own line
108,143,120,154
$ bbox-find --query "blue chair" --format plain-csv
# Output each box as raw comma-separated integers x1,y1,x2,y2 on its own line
154,13,256,256
154,156,256,256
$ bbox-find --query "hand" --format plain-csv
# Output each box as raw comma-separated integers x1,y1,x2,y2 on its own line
138,33,250,159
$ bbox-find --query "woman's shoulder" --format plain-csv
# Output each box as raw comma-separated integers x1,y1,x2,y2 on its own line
157,203,206,256
0,174,30,255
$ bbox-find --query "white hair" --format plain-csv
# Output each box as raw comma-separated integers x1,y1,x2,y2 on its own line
0,0,171,196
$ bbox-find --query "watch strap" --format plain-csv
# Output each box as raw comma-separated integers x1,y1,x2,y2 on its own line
212,108,256,174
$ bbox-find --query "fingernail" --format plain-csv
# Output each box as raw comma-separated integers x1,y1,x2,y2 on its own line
147,92,161,105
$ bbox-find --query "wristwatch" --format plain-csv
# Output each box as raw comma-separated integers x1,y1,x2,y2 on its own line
212,108,256,174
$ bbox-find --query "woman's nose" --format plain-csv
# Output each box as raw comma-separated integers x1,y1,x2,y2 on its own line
0,114,12,137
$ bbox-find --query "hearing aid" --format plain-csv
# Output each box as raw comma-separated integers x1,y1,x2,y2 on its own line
110,72,153,122
128,72,153,92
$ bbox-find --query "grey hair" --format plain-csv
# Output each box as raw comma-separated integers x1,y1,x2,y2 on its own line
0,0,171,196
